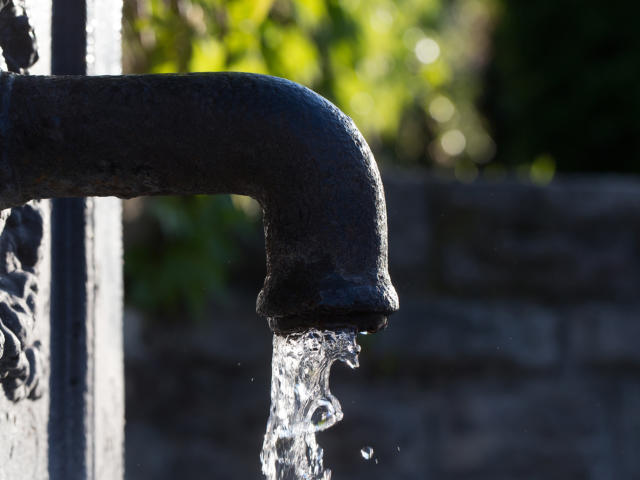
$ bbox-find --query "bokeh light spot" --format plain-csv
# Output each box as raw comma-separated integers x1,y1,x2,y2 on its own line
415,38,440,64
441,129,466,156
429,95,455,122
530,154,556,185
370,7,394,33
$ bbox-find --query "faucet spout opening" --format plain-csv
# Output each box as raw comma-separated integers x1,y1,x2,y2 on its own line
0,71,398,333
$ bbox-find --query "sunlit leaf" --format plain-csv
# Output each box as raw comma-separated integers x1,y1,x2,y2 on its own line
421,60,451,88
295,0,328,28
190,38,226,71
275,28,320,85
151,60,178,73
227,54,268,74
228,0,274,28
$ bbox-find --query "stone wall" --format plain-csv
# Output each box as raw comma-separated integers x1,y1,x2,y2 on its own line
125,171,640,479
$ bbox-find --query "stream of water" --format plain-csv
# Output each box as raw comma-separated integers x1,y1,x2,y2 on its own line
260,328,360,480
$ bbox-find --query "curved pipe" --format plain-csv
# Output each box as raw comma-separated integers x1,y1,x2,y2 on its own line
0,71,398,333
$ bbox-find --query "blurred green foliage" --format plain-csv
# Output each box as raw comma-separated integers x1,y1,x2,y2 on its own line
124,0,495,170
124,195,259,320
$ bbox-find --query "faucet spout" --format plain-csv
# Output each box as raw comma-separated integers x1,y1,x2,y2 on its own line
0,71,398,333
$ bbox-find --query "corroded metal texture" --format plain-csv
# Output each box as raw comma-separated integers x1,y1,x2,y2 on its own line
0,0,44,404
0,203,45,401
0,71,398,333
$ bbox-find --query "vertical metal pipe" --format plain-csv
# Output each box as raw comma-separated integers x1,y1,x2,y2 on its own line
49,0,93,478
51,0,85,75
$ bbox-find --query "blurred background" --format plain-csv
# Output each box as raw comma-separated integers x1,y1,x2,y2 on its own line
121,1,640,479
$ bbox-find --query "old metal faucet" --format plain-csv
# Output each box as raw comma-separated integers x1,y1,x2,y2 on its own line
0,71,398,333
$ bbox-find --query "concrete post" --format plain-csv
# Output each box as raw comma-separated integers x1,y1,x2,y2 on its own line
0,0,124,478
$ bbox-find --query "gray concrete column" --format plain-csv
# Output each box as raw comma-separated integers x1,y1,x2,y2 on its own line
0,0,124,479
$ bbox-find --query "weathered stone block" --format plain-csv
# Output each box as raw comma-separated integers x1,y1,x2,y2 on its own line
435,380,611,480
619,382,640,478
321,382,436,480
366,298,559,369
384,170,430,294
429,177,640,301
383,172,640,302
570,303,640,366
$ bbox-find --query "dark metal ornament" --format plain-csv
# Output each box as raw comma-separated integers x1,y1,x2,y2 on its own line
0,204,45,401
0,0,38,73
0,0,43,403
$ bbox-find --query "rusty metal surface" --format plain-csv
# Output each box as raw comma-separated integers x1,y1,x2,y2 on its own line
0,71,398,332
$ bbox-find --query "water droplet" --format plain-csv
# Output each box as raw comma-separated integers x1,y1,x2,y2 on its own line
345,357,359,369
361,446,374,460
396,445,401,452
250,377,255,382
310,399,338,431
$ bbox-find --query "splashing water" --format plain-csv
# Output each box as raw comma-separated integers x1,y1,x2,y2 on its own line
261,328,360,480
